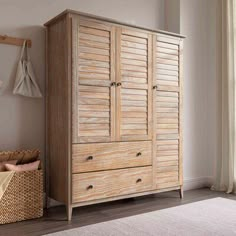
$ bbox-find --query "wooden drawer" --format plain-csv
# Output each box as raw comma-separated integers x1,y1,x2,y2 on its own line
72,141,152,173
72,166,152,203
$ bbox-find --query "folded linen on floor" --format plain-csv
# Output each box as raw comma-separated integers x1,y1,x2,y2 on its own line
0,171,14,201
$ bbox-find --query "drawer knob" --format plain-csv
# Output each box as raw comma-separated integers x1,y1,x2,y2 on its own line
87,155,93,161
110,82,116,87
117,82,122,87
87,185,93,190
136,178,142,183
136,152,142,157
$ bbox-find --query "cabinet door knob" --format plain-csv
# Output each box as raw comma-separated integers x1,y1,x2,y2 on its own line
136,178,142,183
136,152,142,156
153,85,158,90
87,155,93,161
87,185,93,190
110,82,116,87
117,82,122,87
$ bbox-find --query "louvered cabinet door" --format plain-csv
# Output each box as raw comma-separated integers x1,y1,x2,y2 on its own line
72,16,116,143
153,34,183,190
116,27,153,141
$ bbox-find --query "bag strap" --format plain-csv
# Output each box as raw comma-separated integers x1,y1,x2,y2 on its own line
20,40,27,60
25,41,31,60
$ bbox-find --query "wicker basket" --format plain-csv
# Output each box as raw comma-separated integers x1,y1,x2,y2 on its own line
0,169,43,224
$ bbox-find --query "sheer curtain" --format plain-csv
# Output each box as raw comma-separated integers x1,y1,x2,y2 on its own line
212,0,236,193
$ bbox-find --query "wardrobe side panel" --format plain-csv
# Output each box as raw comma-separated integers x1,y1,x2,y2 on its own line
178,40,184,188
47,15,71,203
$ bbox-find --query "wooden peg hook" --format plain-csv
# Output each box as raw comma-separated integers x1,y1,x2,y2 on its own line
0,34,32,48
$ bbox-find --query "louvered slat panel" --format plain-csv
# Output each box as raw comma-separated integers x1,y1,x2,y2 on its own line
73,17,115,143
154,36,181,190
117,28,152,141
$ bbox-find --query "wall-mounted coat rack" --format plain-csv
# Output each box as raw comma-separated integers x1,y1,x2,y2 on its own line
0,35,31,48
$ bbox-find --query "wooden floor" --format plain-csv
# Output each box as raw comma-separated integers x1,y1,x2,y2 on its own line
1,188,236,236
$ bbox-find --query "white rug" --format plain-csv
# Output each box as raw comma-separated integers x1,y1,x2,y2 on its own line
46,198,236,236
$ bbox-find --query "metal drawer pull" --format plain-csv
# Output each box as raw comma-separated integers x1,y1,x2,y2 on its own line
87,185,93,190
136,178,142,183
117,82,122,87
153,85,158,90
136,152,142,156
110,82,116,87
87,156,93,161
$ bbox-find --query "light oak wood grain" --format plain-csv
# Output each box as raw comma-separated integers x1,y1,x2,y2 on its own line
72,166,153,203
79,52,110,62
157,63,178,71
157,74,179,81
121,70,147,78
121,40,147,50
79,39,109,49
79,59,110,68
157,118,178,124
156,34,181,45
121,64,147,73
156,79,178,87
156,57,178,66
157,53,179,61
79,26,110,37
79,17,112,31
157,47,178,55
122,82,148,90
79,46,110,56
121,46,147,56
72,141,152,173
153,34,182,191
119,28,150,142
157,160,179,167
157,69,179,77
122,94,147,101
156,124,178,129
79,78,111,87
157,165,178,173
121,52,147,61
157,155,179,162
179,40,184,188
156,96,178,103
156,170,179,177
122,58,147,67
47,15,71,205
156,134,179,140
122,34,147,44
79,32,110,43
156,101,178,108
157,91,179,97
157,41,179,50
121,99,147,107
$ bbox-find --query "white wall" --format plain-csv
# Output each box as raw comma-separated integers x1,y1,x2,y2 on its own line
180,0,218,189
165,0,180,33
0,0,165,156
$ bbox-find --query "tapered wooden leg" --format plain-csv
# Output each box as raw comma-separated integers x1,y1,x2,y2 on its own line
66,205,73,221
179,186,184,199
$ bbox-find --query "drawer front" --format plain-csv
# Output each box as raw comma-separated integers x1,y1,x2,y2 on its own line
72,166,152,203
72,141,152,173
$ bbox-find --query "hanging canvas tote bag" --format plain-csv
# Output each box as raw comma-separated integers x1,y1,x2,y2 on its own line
13,40,42,98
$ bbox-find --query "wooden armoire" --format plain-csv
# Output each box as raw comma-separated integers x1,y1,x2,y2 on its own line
45,10,184,220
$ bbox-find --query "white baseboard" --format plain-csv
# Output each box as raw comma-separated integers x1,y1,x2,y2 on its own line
183,176,214,191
